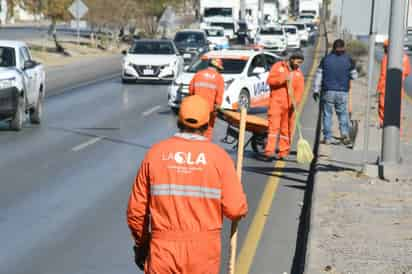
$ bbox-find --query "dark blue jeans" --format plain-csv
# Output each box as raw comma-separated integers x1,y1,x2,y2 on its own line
321,90,349,141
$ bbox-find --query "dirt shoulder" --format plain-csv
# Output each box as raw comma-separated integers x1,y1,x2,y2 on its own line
28,37,126,68
304,25,412,274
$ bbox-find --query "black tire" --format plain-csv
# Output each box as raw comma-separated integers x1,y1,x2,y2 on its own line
122,77,134,84
251,134,267,156
238,89,250,110
10,97,25,131
171,107,179,115
30,94,43,124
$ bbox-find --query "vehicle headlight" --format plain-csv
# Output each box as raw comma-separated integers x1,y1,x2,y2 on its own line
198,47,204,53
0,77,16,89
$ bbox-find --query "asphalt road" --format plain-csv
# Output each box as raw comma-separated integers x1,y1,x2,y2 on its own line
0,43,319,274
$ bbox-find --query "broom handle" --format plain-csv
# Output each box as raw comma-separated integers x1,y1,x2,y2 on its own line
286,74,304,140
228,106,247,274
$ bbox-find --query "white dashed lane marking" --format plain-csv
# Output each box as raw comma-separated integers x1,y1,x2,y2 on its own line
72,137,103,152
142,105,162,117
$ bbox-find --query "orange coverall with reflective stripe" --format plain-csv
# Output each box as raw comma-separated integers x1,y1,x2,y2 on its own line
377,53,411,127
264,61,305,158
127,133,248,274
189,68,225,140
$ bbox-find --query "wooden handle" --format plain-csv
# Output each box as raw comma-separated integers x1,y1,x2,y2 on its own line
228,106,247,274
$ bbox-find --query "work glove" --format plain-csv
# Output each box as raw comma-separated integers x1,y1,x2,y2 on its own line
312,92,320,102
133,245,148,271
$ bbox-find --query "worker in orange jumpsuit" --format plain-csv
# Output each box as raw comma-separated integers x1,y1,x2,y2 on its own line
377,39,411,128
264,51,305,160
127,95,248,274
189,58,225,141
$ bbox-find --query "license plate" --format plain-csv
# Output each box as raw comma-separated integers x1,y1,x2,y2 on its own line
183,53,191,59
143,69,154,75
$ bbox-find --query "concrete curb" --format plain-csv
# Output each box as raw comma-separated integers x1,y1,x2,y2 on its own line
302,165,323,274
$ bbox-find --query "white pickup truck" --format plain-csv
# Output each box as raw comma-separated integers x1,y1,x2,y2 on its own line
0,41,45,130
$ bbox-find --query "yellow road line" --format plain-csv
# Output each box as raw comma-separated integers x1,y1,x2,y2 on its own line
406,93,412,105
235,39,322,274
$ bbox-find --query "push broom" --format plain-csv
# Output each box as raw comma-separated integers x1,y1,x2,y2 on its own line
287,77,314,164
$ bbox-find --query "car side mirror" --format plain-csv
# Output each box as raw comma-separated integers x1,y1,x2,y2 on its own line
24,60,36,70
252,67,266,75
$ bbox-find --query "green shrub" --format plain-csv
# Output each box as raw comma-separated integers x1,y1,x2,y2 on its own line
346,40,368,58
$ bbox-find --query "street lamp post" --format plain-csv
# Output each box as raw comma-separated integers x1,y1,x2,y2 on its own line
380,0,406,176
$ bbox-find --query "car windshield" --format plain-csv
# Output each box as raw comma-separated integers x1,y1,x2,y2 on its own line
299,15,314,19
204,8,232,17
260,28,283,35
174,32,204,44
188,58,247,74
205,29,224,37
0,47,16,67
301,10,316,15
210,22,235,31
130,41,175,55
290,24,305,30
285,27,297,34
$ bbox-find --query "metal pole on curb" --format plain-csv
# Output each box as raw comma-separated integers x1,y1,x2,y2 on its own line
381,0,405,166
361,0,376,172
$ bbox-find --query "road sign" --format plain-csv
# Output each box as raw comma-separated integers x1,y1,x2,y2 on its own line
68,0,88,19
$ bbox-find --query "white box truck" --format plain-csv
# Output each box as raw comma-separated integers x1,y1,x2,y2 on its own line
299,0,320,17
200,0,240,39
263,1,279,25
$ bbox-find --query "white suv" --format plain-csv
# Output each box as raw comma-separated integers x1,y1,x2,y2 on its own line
0,41,46,130
283,25,301,49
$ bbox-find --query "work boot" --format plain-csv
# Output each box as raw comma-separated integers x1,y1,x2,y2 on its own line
259,154,275,162
342,135,351,146
321,139,332,145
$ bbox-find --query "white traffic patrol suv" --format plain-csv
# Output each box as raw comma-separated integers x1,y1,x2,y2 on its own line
168,49,282,112
0,41,46,131
122,39,184,83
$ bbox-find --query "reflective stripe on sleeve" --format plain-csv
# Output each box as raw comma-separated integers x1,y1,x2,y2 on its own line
194,82,217,90
151,184,221,199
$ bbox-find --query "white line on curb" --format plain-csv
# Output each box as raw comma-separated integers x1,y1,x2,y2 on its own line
72,137,103,152
142,105,162,117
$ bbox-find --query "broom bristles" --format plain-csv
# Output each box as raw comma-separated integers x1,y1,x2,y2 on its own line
297,138,314,164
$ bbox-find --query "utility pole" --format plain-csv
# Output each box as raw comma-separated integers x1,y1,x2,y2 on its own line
240,0,245,20
362,0,376,173
258,0,264,27
380,0,406,172
338,0,345,38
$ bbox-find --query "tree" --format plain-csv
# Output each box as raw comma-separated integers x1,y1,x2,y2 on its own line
133,0,185,36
